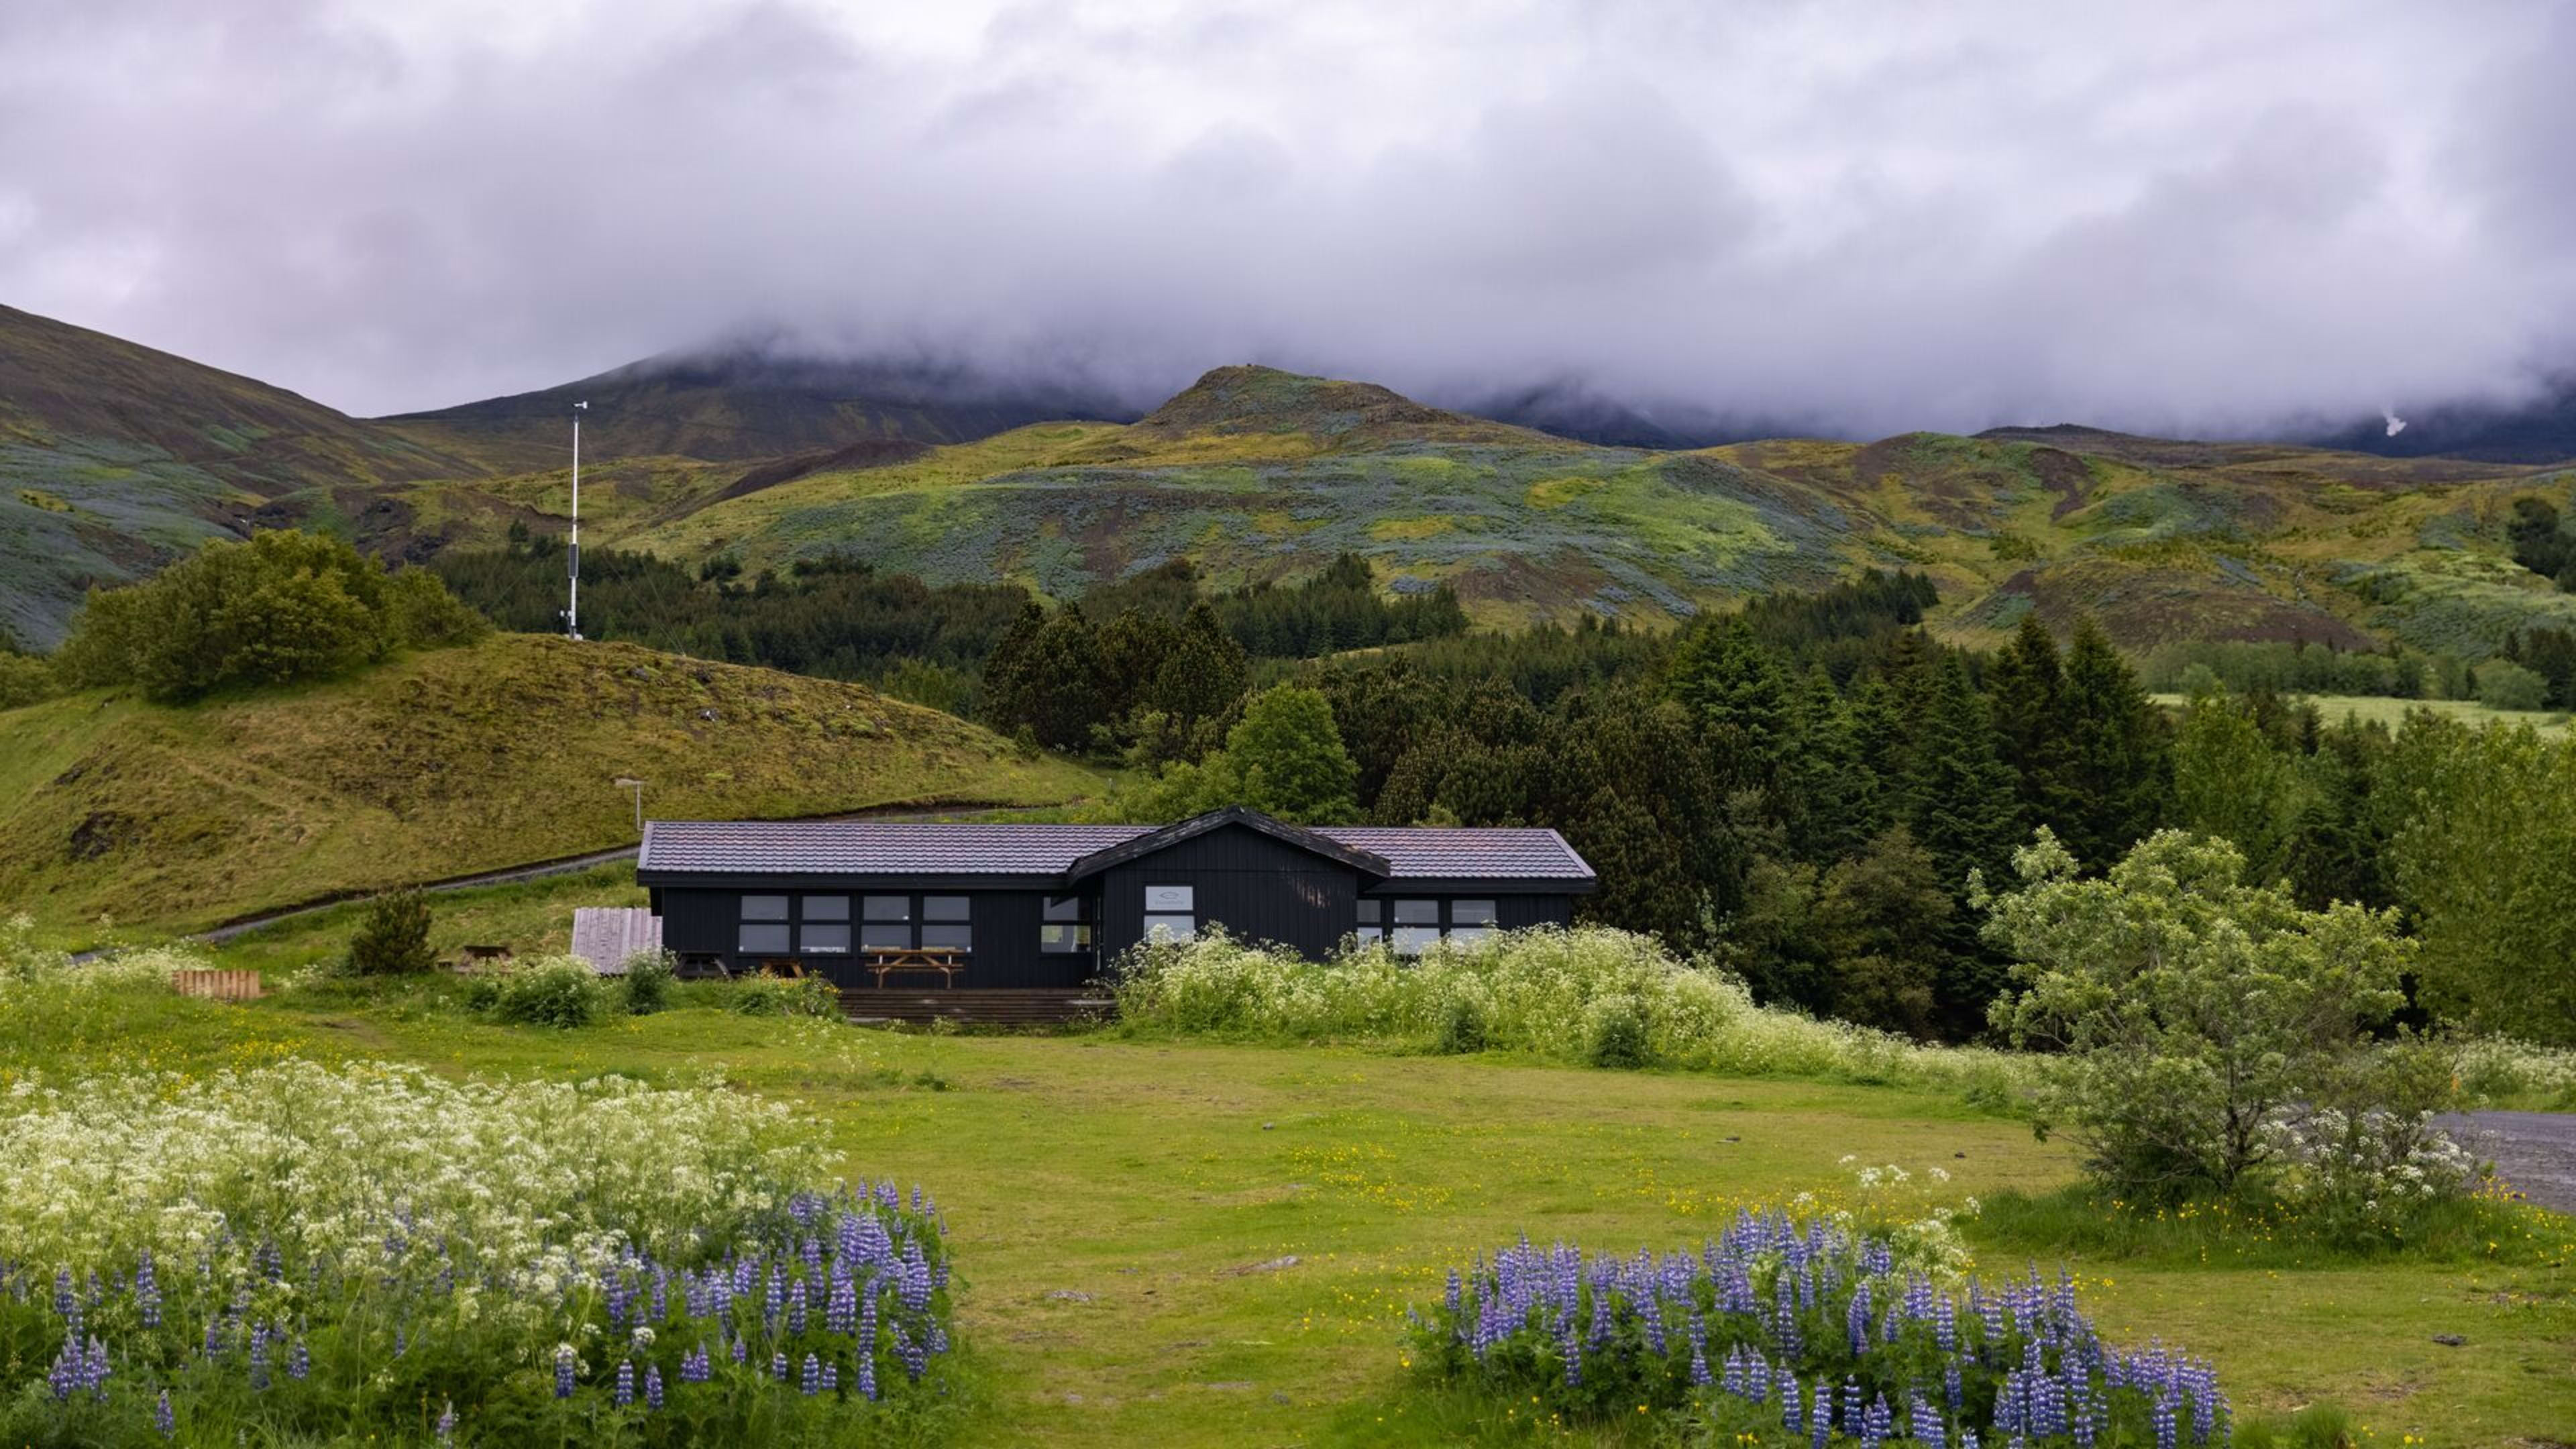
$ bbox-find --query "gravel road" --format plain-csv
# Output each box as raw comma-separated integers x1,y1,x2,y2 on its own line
2443,1111,2576,1214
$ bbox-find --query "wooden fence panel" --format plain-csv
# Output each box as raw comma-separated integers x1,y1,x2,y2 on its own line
171,969,262,1001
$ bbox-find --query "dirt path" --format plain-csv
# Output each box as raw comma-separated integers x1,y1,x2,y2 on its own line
2443,1111,2576,1214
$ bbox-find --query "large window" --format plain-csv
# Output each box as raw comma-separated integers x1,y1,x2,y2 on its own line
861,896,912,951
1364,898,1499,955
1042,895,1095,954
1449,900,1497,947
1142,883,1196,943
1389,899,1441,956
739,895,791,955
851,894,975,954
920,896,973,953
800,896,851,954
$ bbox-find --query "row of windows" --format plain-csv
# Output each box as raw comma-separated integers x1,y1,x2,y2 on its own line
735,890,1500,958
739,894,971,957
1356,898,1497,955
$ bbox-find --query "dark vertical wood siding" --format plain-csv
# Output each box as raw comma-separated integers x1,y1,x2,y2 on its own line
659,888,737,957
1499,895,1572,929
649,839,1576,981
1099,823,1360,961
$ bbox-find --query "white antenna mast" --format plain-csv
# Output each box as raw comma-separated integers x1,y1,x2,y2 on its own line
569,400,588,639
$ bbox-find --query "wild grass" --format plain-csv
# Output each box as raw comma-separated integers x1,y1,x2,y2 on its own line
0,633,1099,945
1108,926,2025,1097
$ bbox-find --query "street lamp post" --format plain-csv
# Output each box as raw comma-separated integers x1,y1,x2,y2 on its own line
568,400,589,639
615,777,645,834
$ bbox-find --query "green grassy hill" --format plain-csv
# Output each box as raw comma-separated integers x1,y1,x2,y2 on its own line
0,304,509,647
0,633,1099,941
472,366,2572,657
10,302,2576,661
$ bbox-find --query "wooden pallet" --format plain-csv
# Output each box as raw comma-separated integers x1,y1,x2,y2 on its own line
839,987,1112,1026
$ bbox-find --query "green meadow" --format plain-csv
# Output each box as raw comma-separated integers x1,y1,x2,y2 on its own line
28,969,2572,1448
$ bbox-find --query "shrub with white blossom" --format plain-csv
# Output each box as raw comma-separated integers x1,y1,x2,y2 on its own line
1108,924,2021,1093
0,1060,956,1445
1978,829,2480,1228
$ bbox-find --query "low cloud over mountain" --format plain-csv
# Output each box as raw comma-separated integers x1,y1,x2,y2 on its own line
3,1,2571,441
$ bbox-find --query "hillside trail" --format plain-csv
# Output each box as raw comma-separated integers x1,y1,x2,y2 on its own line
72,800,1037,959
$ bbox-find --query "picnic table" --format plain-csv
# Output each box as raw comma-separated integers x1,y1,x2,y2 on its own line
862,948,969,988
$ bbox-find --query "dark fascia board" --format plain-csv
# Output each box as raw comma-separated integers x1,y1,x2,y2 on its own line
1062,806,1391,883
636,870,1081,893
1360,877,1599,897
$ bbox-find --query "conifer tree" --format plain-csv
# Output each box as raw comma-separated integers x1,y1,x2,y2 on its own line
1907,655,2024,901
1668,616,1791,777
1780,666,1880,861
1987,612,2072,824
2050,619,2174,865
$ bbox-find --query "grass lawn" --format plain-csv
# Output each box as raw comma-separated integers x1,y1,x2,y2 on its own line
59,981,2576,1448
2149,692,2573,738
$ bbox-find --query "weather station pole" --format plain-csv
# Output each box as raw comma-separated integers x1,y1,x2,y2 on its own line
568,400,588,639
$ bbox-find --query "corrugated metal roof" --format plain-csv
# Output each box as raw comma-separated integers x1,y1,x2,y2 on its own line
639,814,1595,883
572,906,663,975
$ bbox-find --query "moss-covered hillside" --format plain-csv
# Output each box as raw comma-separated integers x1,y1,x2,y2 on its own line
0,634,1099,938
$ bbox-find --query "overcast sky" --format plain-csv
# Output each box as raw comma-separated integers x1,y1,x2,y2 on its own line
1,0,2569,435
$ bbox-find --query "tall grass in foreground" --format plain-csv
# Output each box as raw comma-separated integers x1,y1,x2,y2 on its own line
0,1059,959,1446
1108,926,2023,1095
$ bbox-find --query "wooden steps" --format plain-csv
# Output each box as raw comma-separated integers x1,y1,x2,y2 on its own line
839,987,1112,1026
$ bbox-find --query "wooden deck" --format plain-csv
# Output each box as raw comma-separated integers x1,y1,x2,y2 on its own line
838,987,1112,1026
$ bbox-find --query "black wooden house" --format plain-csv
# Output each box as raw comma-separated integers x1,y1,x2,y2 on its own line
636,806,1596,989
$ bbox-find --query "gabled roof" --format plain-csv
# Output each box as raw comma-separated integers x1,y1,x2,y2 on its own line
638,810,1596,888
1063,806,1391,881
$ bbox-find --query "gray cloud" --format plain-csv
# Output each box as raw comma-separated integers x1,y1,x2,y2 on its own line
0,0,2569,437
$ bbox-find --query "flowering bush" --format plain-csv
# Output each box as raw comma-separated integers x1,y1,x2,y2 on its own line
481,954,610,1028
1980,830,2462,1214
0,915,202,994
1108,926,2021,1093
1418,1210,2230,1448
729,976,845,1018
2455,1036,2576,1105
0,1061,955,1444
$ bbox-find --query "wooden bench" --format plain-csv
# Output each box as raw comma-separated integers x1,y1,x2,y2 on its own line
862,948,969,989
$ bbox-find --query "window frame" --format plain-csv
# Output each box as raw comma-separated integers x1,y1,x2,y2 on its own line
1041,894,1096,955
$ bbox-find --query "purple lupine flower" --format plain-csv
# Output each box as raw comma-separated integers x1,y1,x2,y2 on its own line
788,1277,808,1335
731,1334,747,1364
250,1324,272,1390
857,1339,878,1401
553,1342,577,1399
136,1250,161,1328
801,1352,821,1395
772,1349,790,1382
1911,1392,1945,1449
155,1387,176,1438
288,1337,311,1381
614,1358,635,1406
645,1363,665,1409
435,1399,457,1445
1810,1378,1831,1449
